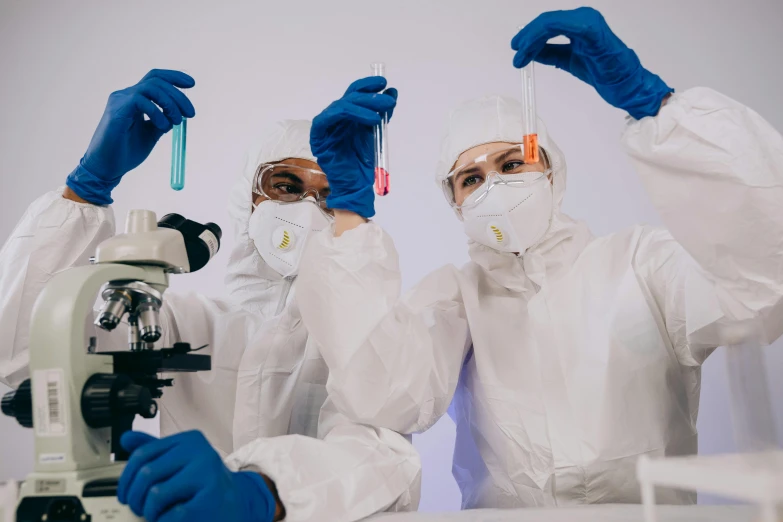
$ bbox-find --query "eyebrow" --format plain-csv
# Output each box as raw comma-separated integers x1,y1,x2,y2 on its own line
494,148,521,165
270,172,305,185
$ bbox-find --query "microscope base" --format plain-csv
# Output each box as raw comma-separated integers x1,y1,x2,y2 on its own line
15,465,141,522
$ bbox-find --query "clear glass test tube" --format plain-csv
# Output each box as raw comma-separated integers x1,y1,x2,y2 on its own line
170,118,187,191
520,62,539,165
371,62,390,196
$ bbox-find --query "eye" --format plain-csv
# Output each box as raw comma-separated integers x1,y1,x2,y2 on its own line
502,160,524,173
462,174,483,188
273,183,302,194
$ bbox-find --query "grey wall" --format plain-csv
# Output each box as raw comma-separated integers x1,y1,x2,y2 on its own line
1,0,782,511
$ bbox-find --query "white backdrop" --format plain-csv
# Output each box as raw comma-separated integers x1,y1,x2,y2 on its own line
1,0,782,511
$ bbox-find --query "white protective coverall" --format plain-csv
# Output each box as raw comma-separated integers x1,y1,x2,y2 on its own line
297,89,783,508
0,120,420,521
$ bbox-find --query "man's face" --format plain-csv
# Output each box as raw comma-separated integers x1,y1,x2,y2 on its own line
252,158,330,211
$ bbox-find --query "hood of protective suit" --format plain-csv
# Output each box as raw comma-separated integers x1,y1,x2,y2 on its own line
225,119,317,313
436,96,593,291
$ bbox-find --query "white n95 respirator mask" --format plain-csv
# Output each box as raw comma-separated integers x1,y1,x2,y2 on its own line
461,174,553,254
248,198,332,277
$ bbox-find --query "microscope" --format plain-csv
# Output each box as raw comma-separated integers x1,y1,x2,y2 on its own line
2,209,222,522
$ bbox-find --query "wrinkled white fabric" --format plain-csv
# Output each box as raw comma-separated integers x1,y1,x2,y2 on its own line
298,88,783,508
0,120,419,521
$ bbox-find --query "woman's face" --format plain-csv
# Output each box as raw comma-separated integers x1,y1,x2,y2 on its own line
450,142,550,207
252,158,328,210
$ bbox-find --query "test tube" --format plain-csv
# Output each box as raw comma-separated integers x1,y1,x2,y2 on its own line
371,62,390,196
520,62,539,165
170,118,187,191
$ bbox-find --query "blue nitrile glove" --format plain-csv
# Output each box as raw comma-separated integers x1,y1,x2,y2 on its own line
66,69,196,205
310,76,398,219
118,431,276,522
511,7,673,119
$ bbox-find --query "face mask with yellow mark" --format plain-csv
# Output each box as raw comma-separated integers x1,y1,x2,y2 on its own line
248,197,332,277
461,175,553,255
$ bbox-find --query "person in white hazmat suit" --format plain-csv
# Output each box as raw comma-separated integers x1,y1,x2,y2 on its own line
0,69,419,521
297,8,783,509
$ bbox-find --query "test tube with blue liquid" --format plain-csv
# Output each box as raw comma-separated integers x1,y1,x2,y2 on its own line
371,62,390,196
170,118,187,191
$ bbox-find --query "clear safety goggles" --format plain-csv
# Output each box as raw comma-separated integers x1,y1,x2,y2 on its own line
253,163,334,215
442,144,551,211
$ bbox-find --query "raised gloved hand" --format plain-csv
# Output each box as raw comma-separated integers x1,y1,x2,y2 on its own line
511,7,673,119
310,76,397,218
66,69,196,205
118,431,276,522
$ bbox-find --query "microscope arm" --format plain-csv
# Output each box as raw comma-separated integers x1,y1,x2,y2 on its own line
28,263,153,474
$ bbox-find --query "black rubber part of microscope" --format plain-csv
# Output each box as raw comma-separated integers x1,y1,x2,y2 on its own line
16,496,91,522
82,477,119,497
108,346,212,375
157,213,222,272
81,348,212,461
82,373,160,461
81,373,156,429
1,378,33,428
112,414,134,461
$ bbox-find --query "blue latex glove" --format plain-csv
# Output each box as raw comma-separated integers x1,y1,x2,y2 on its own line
117,431,276,522
66,69,196,205
310,76,398,218
511,7,673,119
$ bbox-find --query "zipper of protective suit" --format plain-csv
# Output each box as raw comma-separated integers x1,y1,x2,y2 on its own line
275,275,296,315
518,255,541,293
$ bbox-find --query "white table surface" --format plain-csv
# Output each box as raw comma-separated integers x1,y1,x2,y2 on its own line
0,485,765,522
370,505,762,522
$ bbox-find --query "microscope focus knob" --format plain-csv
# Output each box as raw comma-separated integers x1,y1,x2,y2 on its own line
1,378,33,428
82,374,158,429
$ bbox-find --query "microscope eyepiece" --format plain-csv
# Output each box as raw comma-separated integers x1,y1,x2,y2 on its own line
158,214,222,272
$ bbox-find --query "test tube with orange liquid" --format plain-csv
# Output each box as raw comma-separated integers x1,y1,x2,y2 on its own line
520,61,539,165
371,62,390,196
